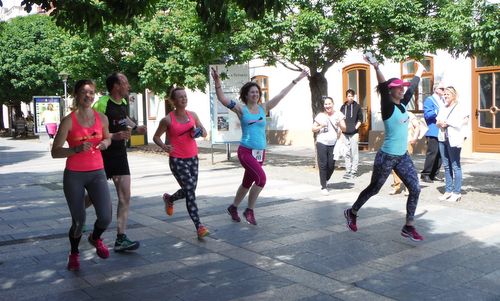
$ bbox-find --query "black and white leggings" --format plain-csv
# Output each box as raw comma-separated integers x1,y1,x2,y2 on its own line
169,156,201,229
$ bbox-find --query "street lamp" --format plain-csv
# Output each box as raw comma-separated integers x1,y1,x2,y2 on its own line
58,71,69,113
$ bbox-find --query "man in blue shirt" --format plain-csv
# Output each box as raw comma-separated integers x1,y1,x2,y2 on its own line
421,83,445,183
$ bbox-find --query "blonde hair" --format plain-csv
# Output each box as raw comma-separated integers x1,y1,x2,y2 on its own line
445,86,458,103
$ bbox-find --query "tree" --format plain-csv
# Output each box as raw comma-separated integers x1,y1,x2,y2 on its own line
222,0,500,117
0,0,283,34
0,14,69,104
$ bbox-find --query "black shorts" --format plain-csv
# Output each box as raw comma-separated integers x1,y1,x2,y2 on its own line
102,152,130,179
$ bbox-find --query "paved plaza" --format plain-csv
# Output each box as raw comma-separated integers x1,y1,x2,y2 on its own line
1,136,500,301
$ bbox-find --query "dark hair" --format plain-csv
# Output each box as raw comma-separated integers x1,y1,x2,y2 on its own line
73,79,95,96
105,72,123,93
376,77,398,94
239,82,262,104
72,79,96,110
169,86,185,100
345,89,356,97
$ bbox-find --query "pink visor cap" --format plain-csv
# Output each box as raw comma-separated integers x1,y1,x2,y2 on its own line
388,79,411,88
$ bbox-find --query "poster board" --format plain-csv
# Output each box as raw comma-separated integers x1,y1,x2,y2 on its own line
209,64,249,144
33,96,62,133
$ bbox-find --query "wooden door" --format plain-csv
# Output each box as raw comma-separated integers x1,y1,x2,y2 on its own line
472,59,500,153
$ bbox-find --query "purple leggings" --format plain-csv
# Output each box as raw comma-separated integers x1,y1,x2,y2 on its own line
238,145,267,188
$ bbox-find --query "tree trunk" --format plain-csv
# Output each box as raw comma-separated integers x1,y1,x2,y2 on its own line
0,105,4,130
308,72,329,170
308,72,328,120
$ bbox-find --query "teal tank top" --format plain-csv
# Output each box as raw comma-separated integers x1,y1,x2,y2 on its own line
240,105,266,150
380,104,409,155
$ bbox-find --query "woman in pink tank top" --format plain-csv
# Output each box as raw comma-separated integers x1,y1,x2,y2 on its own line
153,87,210,239
51,80,113,271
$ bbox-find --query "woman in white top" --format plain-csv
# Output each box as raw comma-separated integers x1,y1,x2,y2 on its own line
436,86,469,202
312,97,346,195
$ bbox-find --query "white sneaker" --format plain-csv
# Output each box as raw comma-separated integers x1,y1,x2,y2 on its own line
438,192,452,201
447,193,462,202
321,188,329,196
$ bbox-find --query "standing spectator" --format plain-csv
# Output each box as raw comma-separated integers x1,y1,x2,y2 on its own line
436,86,469,202
153,87,210,239
211,67,308,225
51,80,112,271
344,58,426,241
421,83,445,183
90,72,147,252
340,89,363,179
312,97,346,195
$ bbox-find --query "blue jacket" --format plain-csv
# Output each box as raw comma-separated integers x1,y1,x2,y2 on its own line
423,94,442,138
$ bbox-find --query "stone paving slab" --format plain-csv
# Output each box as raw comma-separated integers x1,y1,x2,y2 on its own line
1,137,500,301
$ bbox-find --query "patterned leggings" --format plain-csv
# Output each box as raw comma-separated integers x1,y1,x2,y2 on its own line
169,156,201,229
352,150,420,222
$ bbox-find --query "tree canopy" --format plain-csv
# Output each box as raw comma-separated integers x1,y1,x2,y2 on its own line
0,14,68,104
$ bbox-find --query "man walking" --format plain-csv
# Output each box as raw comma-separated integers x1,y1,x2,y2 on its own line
92,72,147,252
341,89,363,179
421,83,445,183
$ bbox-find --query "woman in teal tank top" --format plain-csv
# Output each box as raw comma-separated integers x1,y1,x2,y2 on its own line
211,67,308,225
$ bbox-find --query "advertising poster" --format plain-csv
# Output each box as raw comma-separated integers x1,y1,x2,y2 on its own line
209,64,249,143
33,96,62,133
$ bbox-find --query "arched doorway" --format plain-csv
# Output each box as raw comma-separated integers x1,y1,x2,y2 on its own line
342,64,371,147
472,59,500,153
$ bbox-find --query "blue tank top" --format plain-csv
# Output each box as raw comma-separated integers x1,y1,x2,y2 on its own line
380,103,409,155
240,105,266,150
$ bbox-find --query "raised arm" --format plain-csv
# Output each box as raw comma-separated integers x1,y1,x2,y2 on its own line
363,54,385,83
402,62,426,106
265,70,308,112
211,67,242,118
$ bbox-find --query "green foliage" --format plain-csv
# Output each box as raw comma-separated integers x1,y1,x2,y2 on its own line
17,0,159,34
0,14,68,105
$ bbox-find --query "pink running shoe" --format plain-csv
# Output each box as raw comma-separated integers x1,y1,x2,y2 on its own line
67,253,80,271
243,208,257,225
163,193,174,216
344,208,358,232
401,225,424,241
88,234,110,259
227,205,241,222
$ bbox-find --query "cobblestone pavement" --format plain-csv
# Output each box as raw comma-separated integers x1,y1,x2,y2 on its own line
1,136,499,301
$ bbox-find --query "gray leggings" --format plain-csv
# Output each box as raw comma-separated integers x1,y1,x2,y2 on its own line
63,169,112,237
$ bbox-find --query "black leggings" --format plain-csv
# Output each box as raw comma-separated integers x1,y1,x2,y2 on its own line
169,156,201,229
352,151,420,222
316,142,335,189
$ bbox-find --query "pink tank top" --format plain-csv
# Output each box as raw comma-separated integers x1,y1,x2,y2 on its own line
167,111,198,158
66,110,104,171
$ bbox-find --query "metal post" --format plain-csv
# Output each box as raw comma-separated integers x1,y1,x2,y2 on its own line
58,71,69,114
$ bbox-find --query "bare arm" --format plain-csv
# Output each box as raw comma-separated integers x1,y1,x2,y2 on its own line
363,55,385,83
153,117,172,153
96,113,112,151
265,70,308,113
126,116,147,134
211,67,243,118
191,111,208,138
50,115,92,158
